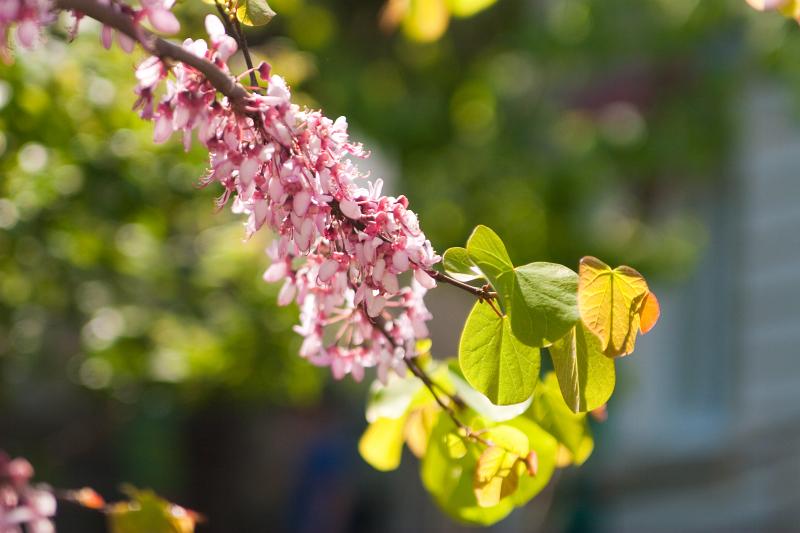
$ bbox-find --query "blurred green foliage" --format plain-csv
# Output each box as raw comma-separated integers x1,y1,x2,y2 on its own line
1,0,799,415
0,31,323,405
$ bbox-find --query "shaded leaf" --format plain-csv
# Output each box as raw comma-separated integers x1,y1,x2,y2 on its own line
459,301,540,405
510,262,580,347
548,323,615,413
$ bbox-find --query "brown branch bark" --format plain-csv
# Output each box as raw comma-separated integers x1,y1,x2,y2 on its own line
54,0,250,108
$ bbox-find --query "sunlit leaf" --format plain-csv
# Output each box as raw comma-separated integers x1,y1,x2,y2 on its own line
448,362,532,422
530,373,593,466
107,487,197,533
421,411,557,525
639,290,660,334
358,416,406,471
447,0,499,17
365,372,422,423
474,446,520,507
473,424,529,506
465,227,579,347
548,322,615,413
421,415,516,525
459,301,540,405
67,487,106,510
442,247,484,282
778,1,800,19
505,416,558,503
465,225,514,298
577,256,650,357
402,0,450,42
236,0,276,26
445,431,468,459
404,404,439,457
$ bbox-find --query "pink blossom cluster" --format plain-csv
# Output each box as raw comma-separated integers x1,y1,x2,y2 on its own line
0,0,180,61
0,0,54,60
0,452,56,533
134,15,440,382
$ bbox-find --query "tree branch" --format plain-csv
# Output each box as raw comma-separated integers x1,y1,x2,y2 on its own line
55,0,251,109
53,0,501,452
427,269,497,301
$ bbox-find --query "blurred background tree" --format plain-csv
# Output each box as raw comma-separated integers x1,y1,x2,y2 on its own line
2,0,799,531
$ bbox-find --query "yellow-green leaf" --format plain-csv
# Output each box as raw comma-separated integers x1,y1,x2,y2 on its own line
365,372,422,423
459,301,540,405
473,425,529,507
404,404,439,458
474,446,520,507
107,487,197,533
442,246,484,282
445,432,468,459
548,322,615,413
402,0,450,42
236,0,276,26
447,0,498,17
577,256,649,357
531,373,594,467
465,225,514,292
358,416,406,471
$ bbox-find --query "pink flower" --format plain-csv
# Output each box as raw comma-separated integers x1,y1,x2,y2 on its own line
123,10,441,383
0,452,56,533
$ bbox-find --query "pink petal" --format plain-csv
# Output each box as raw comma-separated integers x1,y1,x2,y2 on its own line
263,262,287,282
117,32,135,53
204,14,226,41
100,25,113,49
414,268,436,289
277,280,296,306
147,8,180,34
153,114,174,144
293,190,311,216
318,259,339,283
392,250,409,272
16,20,37,48
339,198,361,220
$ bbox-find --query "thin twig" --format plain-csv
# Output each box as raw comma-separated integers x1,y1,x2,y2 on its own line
232,17,259,89
214,0,259,89
427,269,497,301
